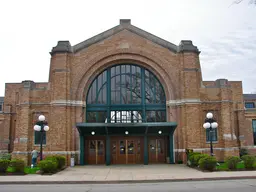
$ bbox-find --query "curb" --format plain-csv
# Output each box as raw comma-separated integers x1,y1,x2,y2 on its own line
0,176,256,185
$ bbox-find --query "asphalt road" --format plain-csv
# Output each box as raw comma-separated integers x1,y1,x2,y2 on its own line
1,179,256,192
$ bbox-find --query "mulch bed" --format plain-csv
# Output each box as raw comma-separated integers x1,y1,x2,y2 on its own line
0,172,27,176
187,165,256,172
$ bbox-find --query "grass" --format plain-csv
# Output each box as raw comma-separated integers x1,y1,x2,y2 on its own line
24,166,40,174
6,166,40,174
217,161,245,171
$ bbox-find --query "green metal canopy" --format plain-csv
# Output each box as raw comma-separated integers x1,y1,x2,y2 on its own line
76,122,177,135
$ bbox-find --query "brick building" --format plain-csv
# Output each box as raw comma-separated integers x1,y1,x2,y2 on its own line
0,19,255,165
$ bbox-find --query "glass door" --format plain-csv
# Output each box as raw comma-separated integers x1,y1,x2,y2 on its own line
148,138,165,163
87,139,105,164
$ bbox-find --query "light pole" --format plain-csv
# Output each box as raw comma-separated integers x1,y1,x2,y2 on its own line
33,115,49,161
203,112,218,156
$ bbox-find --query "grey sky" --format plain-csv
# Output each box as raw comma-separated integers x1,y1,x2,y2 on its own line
0,0,255,96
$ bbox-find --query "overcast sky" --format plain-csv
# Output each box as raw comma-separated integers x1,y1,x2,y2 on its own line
0,0,255,96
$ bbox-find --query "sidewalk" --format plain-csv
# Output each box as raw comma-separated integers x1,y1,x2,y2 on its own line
0,165,256,184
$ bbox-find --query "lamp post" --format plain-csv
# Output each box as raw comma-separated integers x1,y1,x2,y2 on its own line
203,112,218,156
33,115,49,161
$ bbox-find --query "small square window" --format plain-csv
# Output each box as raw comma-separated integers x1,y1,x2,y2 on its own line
245,102,255,109
0,103,3,112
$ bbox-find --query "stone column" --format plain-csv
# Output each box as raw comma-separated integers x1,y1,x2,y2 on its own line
49,41,73,163
12,81,35,165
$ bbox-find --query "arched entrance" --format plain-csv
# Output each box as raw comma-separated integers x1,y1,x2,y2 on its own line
77,64,177,165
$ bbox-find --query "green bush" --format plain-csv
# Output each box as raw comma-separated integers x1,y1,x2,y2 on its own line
225,156,241,170
45,155,66,169
0,159,10,173
199,156,217,172
239,148,248,157
38,160,58,174
56,156,66,169
188,152,201,167
177,160,183,164
9,159,25,173
0,153,11,160
241,155,256,169
253,162,256,169
194,154,209,166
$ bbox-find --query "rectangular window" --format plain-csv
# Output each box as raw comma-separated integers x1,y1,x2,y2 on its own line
34,131,46,145
0,103,2,112
245,102,255,109
252,119,256,145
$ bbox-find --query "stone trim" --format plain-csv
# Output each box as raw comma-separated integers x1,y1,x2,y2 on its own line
0,150,8,153
12,151,80,155
174,146,256,152
166,99,201,106
15,99,243,107
53,69,70,73
166,99,243,106
73,22,178,53
50,100,86,107
18,99,242,107
183,68,200,72
19,102,50,106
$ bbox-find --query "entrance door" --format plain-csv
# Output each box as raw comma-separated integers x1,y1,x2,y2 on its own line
148,138,166,163
86,139,105,164
111,137,142,164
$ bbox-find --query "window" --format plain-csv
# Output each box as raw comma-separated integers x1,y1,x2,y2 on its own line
86,64,166,123
34,131,46,145
252,120,256,145
0,102,3,112
245,102,255,109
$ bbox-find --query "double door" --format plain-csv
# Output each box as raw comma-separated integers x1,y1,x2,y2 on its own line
148,138,166,163
85,136,167,165
86,137,105,164
111,137,143,164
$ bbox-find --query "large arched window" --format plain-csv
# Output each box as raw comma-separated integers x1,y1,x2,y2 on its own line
86,64,166,123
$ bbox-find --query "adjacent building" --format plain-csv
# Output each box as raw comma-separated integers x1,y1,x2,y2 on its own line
0,19,255,165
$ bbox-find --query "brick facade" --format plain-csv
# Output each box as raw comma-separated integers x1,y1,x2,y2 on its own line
0,19,255,165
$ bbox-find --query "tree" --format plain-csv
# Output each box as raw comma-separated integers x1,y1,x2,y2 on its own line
231,0,256,5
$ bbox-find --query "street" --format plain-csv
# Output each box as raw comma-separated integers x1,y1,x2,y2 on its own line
0,179,256,192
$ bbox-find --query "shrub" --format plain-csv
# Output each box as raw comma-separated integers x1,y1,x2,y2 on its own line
253,162,256,169
188,152,201,167
241,155,256,169
0,159,10,173
55,156,66,169
177,160,183,164
45,155,66,169
9,159,25,173
225,156,241,170
239,148,248,157
0,153,11,160
199,156,217,171
38,160,58,174
194,154,209,166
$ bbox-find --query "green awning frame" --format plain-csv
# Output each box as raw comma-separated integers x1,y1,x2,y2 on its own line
76,122,177,135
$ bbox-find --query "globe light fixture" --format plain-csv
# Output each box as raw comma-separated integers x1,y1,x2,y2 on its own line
33,115,49,161
91,131,95,135
125,131,129,135
203,112,218,156
158,130,162,134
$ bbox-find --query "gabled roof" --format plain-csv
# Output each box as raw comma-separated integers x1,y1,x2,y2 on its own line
50,19,200,55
